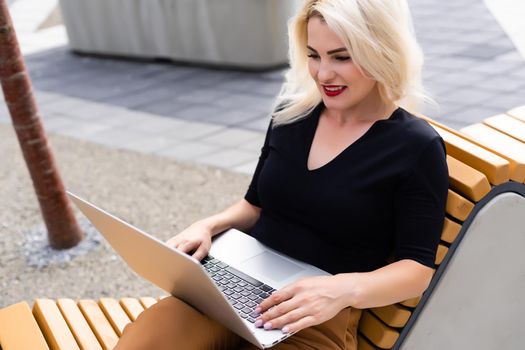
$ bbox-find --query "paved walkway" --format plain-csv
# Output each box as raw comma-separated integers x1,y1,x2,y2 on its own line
1,0,525,174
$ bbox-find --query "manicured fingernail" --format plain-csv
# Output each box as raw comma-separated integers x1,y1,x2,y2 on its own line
264,322,272,330
282,326,290,333
254,307,261,314
254,319,263,327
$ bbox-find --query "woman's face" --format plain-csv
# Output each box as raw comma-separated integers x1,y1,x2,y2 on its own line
307,16,379,112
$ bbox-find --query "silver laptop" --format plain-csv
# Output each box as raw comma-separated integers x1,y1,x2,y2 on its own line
68,192,331,349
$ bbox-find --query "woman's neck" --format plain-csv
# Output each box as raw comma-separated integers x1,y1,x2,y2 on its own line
323,89,397,126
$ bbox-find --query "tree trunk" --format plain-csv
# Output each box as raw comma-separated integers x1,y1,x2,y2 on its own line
0,0,83,249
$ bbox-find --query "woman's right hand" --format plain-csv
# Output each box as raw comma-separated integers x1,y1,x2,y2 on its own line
166,220,214,261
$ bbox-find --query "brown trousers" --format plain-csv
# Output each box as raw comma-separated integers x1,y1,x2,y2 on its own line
114,297,362,350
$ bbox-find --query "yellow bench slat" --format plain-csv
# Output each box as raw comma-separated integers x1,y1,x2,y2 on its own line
78,300,119,350
358,311,399,349
139,297,157,309
435,244,449,265
370,304,412,328
0,302,50,350
358,334,380,350
484,114,525,143
98,298,131,337
400,296,421,308
441,217,462,244
508,105,525,122
460,123,525,182
57,299,103,350
432,123,509,185
33,299,80,350
446,190,474,222
446,155,491,202
119,298,144,322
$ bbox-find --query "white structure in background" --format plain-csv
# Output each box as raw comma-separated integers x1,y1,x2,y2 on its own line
58,0,301,69
9,0,68,55
484,0,525,58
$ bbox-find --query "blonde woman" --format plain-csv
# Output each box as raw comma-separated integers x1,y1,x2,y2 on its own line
115,0,448,349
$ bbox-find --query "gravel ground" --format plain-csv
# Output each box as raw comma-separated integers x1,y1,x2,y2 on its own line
0,124,251,308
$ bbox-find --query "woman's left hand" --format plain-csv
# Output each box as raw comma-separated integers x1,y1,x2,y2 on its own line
254,275,350,333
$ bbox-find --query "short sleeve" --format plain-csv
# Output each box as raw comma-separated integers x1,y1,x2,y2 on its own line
393,137,449,268
244,121,272,207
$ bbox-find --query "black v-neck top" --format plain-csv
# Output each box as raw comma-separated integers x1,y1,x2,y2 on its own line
244,103,449,274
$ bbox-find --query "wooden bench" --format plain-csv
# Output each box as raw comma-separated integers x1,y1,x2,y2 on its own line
1,107,525,350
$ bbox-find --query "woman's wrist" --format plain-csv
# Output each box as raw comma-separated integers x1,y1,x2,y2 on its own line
197,214,230,238
333,273,364,309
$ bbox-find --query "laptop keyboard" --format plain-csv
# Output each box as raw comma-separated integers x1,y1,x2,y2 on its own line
202,255,276,323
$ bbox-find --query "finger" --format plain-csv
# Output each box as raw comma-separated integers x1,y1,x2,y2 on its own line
192,243,210,261
281,315,317,334
256,295,304,328
258,305,307,331
178,240,200,254
258,288,294,313
165,236,181,248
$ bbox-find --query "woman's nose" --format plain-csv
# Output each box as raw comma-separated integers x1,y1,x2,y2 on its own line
317,60,335,83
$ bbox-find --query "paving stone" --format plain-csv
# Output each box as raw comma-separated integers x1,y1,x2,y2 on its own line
158,121,225,141
55,100,125,121
122,114,188,135
163,104,226,122
425,57,480,72
423,101,465,120
174,88,230,105
59,79,159,102
510,68,525,79
0,105,10,124
478,93,525,111
123,135,182,154
425,80,455,96
107,85,185,109
180,70,243,88
256,69,287,81
33,90,64,105
494,51,525,63
233,160,258,175
422,42,470,57
466,61,523,75
195,149,259,169
434,117,472,131
83,128,147,148
154,141,218,160
479,76,525,92
215,94,274,113
238,135,266,153
238,117,271,132
214,78,283,97
39,115,78,133
87,111,153,129
203,128,262,147
196,108,267,126
432,71,486,87
39,95,96,114
437,88,499,105
454,43,514,60
444,105,502,124
55,120,113,140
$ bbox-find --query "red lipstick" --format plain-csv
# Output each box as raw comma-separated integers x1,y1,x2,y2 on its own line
323,85,347,97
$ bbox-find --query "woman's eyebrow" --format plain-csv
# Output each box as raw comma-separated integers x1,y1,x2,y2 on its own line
306,46,348,55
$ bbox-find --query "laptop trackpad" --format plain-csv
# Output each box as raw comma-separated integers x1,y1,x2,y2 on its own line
241,251,304,283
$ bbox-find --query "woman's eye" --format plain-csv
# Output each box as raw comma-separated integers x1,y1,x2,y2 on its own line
335,56,351,62
307,54,320,59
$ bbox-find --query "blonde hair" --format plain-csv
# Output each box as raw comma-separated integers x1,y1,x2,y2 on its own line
272,0,429,126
